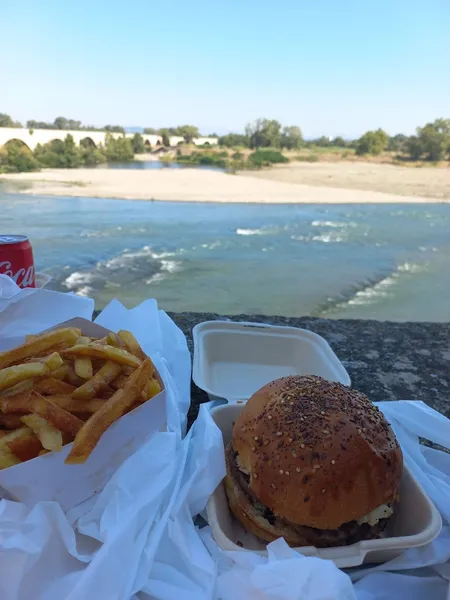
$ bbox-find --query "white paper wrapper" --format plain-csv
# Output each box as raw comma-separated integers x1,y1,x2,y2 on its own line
0,276,449,600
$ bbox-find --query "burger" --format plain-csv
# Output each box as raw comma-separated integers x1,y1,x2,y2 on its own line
225,375,403,548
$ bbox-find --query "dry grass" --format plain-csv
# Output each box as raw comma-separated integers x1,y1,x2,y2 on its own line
245,160,450,200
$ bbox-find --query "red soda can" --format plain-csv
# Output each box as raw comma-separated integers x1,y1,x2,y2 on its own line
0,235,36,288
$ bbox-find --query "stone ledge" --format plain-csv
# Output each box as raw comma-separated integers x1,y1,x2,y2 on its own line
93,310,450,426
165,312,450,427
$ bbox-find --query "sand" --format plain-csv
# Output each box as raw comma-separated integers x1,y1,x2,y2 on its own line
2,162,449,204
247,161,450,200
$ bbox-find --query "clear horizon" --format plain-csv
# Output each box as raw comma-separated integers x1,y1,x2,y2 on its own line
3,0,449,138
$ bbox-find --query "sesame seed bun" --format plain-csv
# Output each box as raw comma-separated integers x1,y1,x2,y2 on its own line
229,375,403,534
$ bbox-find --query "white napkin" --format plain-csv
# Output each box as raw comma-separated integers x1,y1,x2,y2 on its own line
0,274,94,342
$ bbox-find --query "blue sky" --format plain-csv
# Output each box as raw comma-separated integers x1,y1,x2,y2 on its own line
3,0,449,138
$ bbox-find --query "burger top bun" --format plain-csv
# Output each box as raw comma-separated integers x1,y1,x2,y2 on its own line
233,375,403,530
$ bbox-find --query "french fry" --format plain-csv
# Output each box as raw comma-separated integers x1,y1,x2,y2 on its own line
117,330,147,361
21,414,63,452
28,393,83,439
45,395,105,414
71,361,122,400
22,342,73,360
110,372,128,390
140,377,161,402
74,336,93,380
2,427,42,461
50,363,70,381
0,446,21,469
0,328,80,369
0,352,63,392
0,379,33,397
65,363,86,387
34,378,75,395
0,414,24,429
63,344,141,368
0,391,32,413
106,332,125,348
66,358,153,464
99,386,116,399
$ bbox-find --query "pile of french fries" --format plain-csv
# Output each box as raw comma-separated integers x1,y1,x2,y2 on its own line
0,327,161,467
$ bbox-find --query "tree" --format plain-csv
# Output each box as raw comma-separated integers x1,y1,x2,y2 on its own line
311,136,332,147
0,141,39,173
416,119,450,161
176,125,199,143
387,134,407,152
80,145,106,166
143,127,157,134
0,113,22,128
104,125,125,133
54,117,82,130
159,128,171,147
131,133,145,154
26,119,56,129
62,134,81,167
219,133,250,147
104,133,134,161
404,136,423,161
332,136,346,147
245,119,282,148
33,135,81,167
280,126,303,150
355,129,389,156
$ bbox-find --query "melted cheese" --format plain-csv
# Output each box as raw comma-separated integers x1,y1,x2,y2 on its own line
236,455,249,476
357,504,393,526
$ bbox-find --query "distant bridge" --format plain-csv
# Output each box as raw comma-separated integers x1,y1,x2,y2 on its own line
0,128,218,152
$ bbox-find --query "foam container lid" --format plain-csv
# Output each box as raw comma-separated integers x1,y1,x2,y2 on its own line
193,320,351,402
207,403,442,568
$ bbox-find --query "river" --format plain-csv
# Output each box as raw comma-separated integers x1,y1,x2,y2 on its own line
2,192,450,321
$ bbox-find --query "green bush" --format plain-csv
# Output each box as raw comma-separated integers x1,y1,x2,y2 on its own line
80,146,106,166
355,129,389,156
104,134,134,162
131,133,145,154
0,141,40,173
248,148,289,167
231,151,244,160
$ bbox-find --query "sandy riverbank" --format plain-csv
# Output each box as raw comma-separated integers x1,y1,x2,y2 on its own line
1,163,449,203
248,161,450,200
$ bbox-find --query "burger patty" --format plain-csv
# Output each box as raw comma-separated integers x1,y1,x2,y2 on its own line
227,444,388,547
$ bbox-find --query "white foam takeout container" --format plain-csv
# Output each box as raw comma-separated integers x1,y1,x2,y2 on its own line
0,317,166,510
206,403,442,568
192,320,351,403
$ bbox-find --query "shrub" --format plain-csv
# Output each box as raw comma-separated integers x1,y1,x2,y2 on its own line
248,148,289,167
355,129,389,156
0,141,40,173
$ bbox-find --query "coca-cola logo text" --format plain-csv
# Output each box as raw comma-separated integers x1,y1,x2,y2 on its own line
0,261,35,288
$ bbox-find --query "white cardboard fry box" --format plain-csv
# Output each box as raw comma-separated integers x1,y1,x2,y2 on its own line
193,320,351,402
206,403,442,569
0,317,166,510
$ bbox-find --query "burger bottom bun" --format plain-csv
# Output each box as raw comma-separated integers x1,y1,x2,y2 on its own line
224,466,389,548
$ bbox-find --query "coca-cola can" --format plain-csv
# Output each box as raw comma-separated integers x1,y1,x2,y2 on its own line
0,234,36,288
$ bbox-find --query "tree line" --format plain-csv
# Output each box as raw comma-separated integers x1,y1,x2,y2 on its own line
0,113,208,143
219,118,450,162
0,133,149,173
